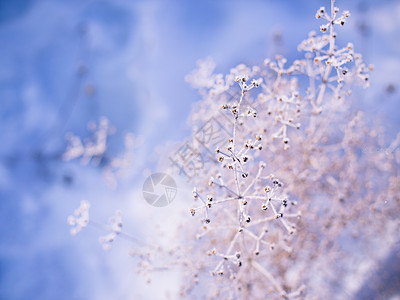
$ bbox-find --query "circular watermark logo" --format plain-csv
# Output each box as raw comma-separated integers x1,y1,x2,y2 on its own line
142,172,177,207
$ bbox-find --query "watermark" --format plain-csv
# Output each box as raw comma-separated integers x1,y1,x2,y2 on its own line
169,141,205,180
168,90,257,181
142,172,177,207
169,114,232,181
193,116,231,156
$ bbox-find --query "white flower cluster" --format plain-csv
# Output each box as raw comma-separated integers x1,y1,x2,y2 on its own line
99,210,123,251
67,202,126,251
63,117,137,188
67,200,90,236
63,117,112,165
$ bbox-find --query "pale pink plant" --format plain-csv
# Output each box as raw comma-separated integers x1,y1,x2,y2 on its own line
68,1,400,299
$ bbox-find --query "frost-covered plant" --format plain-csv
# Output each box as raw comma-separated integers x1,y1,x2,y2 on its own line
68,1,400,299
172,1,399,298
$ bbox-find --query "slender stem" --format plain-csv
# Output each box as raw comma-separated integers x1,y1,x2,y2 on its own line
212,231,241,274
316,0,336,107
233,90,245,196
233,90,246,224
89,220,143,246
251,260,285,296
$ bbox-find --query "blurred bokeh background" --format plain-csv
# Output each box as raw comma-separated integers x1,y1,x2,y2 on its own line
0,0,399,299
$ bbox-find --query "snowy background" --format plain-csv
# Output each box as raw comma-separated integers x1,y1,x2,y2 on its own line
0,0,399,299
